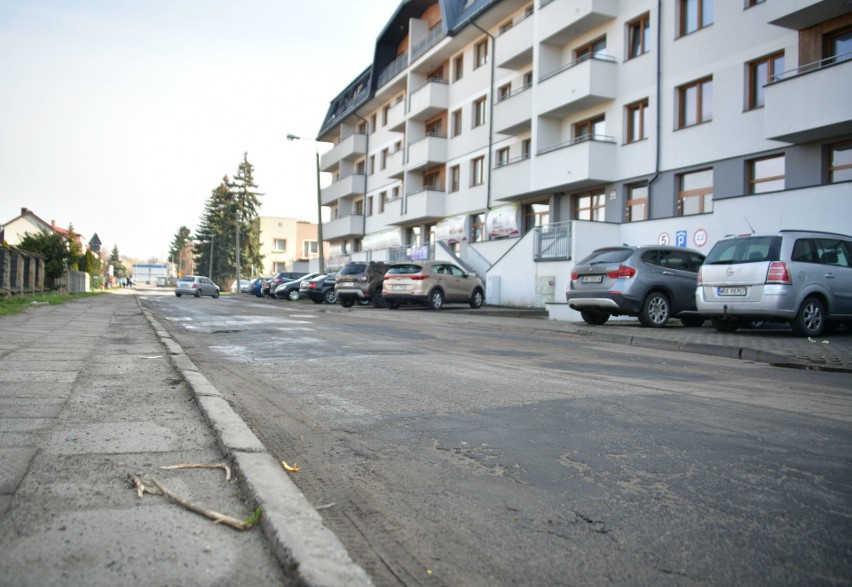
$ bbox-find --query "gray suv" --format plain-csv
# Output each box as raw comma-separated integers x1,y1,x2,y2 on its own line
566,245,706,327
696,230,852,336
335,261,391,308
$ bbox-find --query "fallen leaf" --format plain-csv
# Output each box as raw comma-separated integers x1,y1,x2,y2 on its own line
281,460,300,473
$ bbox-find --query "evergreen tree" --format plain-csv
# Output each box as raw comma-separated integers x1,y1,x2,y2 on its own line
169,226,192,275
18,230,71,290
227,152,264,280
193,179,233,285
108,245,127,278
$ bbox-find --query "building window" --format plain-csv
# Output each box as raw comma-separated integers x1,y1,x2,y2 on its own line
575,37,606,62
574,115,605,141
474,39,488,69
368,156,375,175
627,183,649,222
497,83,511,102
356,160,366,175
827,27,852,64
381,148,389,170
496,147,510,167
748,154,785,194
449,165,460,192
499,19,513,34
523,71,533,88
828,142,852,183
680,0,713,36
426,118,442,136
573,190,605,222
303,241,318,257
394,140,402,152
473,97,487,127
748,52,784,109
367,196,374,216
382,104,390,126
472,214,486,242
471,157,485,186
453,54,464,81
452,109,462,137
379,191,387,213
356,120,367,134
678,168,714,216
521,138,532,159
370,114,377,133
354,199,364,215
678,77,712,128
628,13,651,59
392,186,400,198
626,99,648,143
273,239,286,252
525,203,550,230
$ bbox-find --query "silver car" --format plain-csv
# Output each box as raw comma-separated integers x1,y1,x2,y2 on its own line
566,245,706,327
175,275,220,298
382,261,485,310
696,230,852,336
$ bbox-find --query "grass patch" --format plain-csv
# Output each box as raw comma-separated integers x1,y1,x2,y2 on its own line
0,291,107,317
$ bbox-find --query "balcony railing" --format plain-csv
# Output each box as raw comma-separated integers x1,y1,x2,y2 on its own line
494,153,530,169
411,24,445,62
538,133,616,155
378,52,408,88
539,53,616,83
533,222,572,261
495,82,532,104
771,51,851,82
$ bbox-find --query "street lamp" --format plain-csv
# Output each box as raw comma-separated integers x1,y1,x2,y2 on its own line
208,233,215,279
286,133,324,274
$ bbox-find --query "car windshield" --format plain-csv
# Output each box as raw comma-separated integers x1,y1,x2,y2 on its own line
705,236,782,264
578,248,634,265
340,264,367,275
387,264,423,275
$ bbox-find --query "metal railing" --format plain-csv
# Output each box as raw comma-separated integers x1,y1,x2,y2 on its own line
538,133,616,155
497,8,534,36
539,53,616,83
406,185,446,196
494,152,531,169
533,221,572,261
411,24,445,62
378,52,409,88
770,51,851,83
407,130,448,145
495,81,532,104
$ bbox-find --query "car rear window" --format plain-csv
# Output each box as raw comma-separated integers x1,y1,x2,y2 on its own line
578,248,634,265
340,264,367,275
705,236,781,264
178,276,194,282
387,264,423,275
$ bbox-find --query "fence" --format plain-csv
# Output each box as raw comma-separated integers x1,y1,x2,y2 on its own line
0,246,46,297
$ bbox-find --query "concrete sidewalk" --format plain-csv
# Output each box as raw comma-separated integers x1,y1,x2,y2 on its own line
0,292,368,586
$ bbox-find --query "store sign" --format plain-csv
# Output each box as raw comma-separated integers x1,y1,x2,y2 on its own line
435,214,469,244
362,228,403,251
486,204,521,239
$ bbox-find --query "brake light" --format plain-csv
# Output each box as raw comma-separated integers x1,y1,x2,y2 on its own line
766,261,791,285
606,265,636,279
571,271,579,281
308,282,318,289
384,274,428,280
697,270,703,286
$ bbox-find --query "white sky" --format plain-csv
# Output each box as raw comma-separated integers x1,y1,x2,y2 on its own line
0,0,398,260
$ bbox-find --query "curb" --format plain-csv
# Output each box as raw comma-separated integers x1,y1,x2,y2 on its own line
137,300,373,587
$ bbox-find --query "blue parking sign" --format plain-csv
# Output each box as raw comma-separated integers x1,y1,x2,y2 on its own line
676,230,687,248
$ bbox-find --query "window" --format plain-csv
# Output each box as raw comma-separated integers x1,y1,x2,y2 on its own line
394,140,402,152
748,52,784,109
496,147,510,167
379,191,387,213
303,241,318,257
628,13,651,59
382,104,390,126
424,170,441,190
474,40,488,68
426,118,442,136
498,83,512,102
273,239,287,252
453,54,464,81
748,154,785,194
471,157,485,186
356,160,366,175
452,109,462,137
523,71,533,88
368,155,375,175
392,186,400,198
574,115,605,141
473,97,487,127
370,114,377,133
575,37,606,62
678,77,712,128
427,65,444,81
472,214,486,242
449,165,460,192
367,196,373,216
356,120,367,134
829,142,852,183
499,19,513,34
381,147,389,170
680,0,713,36
627,183,649,221
354,199,364,215
678,169,713,216
827,27,852,65
626,99,648,143
525,203,550,230
573,190,605,221
521,138,532,159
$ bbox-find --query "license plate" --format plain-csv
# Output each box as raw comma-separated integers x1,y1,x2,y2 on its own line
391,285,406,291
582,275,603,283
718,287,747,296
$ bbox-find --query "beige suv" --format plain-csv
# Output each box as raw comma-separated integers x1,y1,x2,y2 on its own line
382,261,485,310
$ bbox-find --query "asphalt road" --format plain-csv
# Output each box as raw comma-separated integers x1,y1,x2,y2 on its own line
141,290,852,587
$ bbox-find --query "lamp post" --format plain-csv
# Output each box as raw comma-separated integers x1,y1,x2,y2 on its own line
286,133,324,274
208,233,215,279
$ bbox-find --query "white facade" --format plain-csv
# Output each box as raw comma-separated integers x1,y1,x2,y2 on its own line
317,0,852,313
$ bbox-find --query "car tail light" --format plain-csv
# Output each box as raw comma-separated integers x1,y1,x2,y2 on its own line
308,282,318,289
697,270,703,286
766,261,792,285
606,265,636,279
571,271,579,281
385,274,428,280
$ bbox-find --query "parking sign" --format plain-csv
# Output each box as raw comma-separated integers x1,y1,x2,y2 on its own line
676,230,687,248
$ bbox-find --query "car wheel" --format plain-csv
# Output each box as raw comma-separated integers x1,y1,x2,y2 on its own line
175,293,182,297
580,310,609,325
311,297,323,304
212,290,219,299
712,318,740,332
324,290,337,304
680,315,705,328
385,299,400,310
639,292,671,327
288,289,300,301
469,288,484,309
371,290,385,308
339,298,354,308
791,296,825,337
427,289,444,310
194,289,201,298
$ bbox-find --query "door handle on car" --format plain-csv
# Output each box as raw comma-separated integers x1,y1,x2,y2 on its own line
825,273,836,279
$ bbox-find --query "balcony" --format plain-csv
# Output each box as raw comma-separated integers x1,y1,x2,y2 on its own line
320,132,367,172
767,0,852,29
323,214,365,241
494,85,532,135
492,156,532,202
386,148,405,179
537,55,617,118
539,0,618,44
495,12,533,70
765,58,852,143
406,133,447,171
320,174,366,205
532,136,618,193
393,187,445,225
408,80,449,121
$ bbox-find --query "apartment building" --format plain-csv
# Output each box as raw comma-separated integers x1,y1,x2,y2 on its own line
254,216,319,276
316,0,852,311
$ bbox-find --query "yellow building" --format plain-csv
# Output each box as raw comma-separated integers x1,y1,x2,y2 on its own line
255,216,319,276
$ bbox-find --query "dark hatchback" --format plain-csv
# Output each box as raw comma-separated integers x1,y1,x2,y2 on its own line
301,274,338,304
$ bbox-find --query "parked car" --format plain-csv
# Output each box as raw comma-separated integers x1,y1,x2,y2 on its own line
335,261,391,308
156,277,168,287
566,245,706,327
302,274,338,304
174,275,220,298
248,277,265,297
267,271,308,297
274,272,322,300
382,261,485,310
696,230,852,336
230,279,251,293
